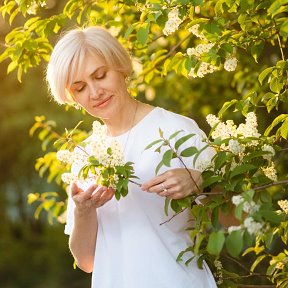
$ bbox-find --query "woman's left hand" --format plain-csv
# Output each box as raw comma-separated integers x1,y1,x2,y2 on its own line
141,168,202,199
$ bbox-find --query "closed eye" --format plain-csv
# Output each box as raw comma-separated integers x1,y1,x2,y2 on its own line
73,84,86,93
94,71,107,80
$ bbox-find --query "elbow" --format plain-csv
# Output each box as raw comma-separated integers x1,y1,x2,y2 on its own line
69,245,95,273
76,260,94,273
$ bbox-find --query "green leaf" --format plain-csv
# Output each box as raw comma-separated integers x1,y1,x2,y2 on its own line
7,61,18,74
136,22,150,45
270,77,284,93
258,67,274,85
234,202,244,220
164,197,170,216
226,230,243,257
180,147,198,157
207,231,225,256
194,233,205,256
280,20,288,37
266,96,278,113
264,114,288,136
144,139,162,150
280,118,288,139
88,156,100,166
202,175,222,189
230,164,256,178
261,210,283,224
155,160,164,175
162,149,173,167
170,199,182,213
27,193,39,204
266,263,277,276
115,190,120,200
251,255,267,272
251,41,264,63
214,151,228,171
268,0,288,17
175,133,195,150
218,100,238,118
264,231,274,247
169,130,183,140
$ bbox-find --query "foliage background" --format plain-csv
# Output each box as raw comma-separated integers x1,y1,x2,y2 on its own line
0,0,288,287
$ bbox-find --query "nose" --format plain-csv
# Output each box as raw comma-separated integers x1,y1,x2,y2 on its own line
89,83,104,99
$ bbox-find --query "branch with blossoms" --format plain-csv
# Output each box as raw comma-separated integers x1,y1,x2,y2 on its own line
56,121,138,200
147,110,288,287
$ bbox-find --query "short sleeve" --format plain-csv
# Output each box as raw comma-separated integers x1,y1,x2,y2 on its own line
64,186,75,235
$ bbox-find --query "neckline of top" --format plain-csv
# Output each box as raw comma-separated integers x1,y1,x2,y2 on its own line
110,106,160,139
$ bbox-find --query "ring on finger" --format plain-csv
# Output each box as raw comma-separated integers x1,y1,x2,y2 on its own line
161,183,168,192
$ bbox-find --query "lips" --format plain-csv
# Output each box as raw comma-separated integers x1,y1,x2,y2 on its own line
94,96,112,108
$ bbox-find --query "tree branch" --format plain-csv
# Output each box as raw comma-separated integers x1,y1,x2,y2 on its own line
254,179,288,191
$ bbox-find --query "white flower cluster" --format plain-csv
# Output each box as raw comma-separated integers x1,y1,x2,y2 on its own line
163,7,182,36
195,159,212,172
188,62,218,78
227,225,242,234
214,260,223,285
244,217,263,235
228,139,245,155
232,195,260,214
224,57,238,72
205,112,278,184
278,200,288,214
207,112,261,140
237,112,260,139
232,195,244,206
261,164,277,182
262,144,275,160
187,43,214,58
188,24,206,40
206,114,220,127
231,195,263,235
57,120,125,188
187,42,218,78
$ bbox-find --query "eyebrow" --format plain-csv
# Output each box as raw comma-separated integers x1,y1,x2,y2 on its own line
72,66,107,85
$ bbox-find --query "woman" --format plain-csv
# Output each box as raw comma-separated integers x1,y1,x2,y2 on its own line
47,26,217,288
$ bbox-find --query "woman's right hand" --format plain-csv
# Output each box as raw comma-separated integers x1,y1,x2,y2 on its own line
71,182,115,212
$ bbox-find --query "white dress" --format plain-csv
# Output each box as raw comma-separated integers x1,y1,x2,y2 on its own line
65,107,217,288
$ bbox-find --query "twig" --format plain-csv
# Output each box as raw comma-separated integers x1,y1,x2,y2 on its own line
129,179,142,186
274,19,285,62
254,179,288,191
164,138,202,193
159,208,187,225
223,274,269,280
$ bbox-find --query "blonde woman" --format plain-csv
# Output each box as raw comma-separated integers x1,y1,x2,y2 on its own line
47,26,217,288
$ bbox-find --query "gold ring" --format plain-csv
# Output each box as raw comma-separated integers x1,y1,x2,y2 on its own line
161,183,168,192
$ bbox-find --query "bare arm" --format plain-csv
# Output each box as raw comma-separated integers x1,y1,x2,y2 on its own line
69,183,114,273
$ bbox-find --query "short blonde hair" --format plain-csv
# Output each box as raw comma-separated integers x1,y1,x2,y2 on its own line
46,26,133,104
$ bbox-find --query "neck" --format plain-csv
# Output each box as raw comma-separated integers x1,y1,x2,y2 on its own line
105,97,138,136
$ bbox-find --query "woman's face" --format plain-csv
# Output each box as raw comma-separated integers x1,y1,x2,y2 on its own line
68,52,129,120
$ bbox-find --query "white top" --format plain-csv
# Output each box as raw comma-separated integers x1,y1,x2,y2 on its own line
65,107,217,288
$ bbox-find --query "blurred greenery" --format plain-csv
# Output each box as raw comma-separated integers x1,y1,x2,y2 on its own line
1,0,288,287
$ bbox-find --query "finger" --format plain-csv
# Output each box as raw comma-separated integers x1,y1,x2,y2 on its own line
91,187,115,207
147,182,168,194
141,174,166,191
90,186,107,200
73,184,98,201
71,182,83,197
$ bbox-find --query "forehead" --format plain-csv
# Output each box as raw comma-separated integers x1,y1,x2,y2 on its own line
69,51,108,84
